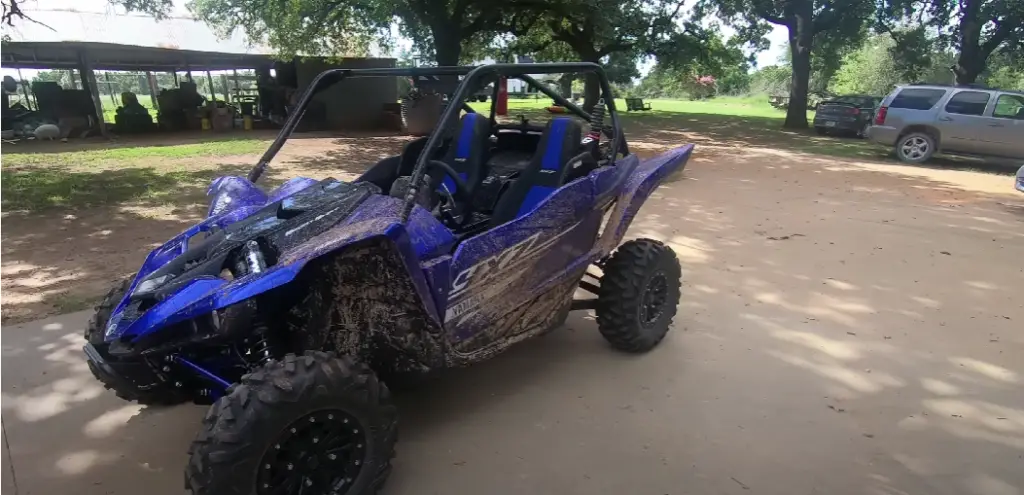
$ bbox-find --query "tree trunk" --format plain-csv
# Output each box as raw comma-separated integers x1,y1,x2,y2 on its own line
558,73,574,98
951,53,985,85
950,0,985,85
784,19,813,129
433,35,462,66
431,27,462,94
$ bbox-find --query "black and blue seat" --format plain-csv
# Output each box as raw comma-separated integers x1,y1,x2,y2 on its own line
434,112,490,200
490,117,582,227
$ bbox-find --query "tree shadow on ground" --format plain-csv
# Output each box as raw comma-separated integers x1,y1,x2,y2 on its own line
2,130,278,155
278,136,411,179
1,166,246,212
616,157,1024,495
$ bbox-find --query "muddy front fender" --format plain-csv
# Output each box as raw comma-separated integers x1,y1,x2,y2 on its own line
116,196,452,343
595,144,694,254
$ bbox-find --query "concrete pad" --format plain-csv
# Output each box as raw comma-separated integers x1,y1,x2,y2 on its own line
3,156,1024,495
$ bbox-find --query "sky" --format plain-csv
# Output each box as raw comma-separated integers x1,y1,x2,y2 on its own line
1,0,791,79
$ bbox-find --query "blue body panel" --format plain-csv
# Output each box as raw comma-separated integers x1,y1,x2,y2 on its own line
108,186,454,342
106,143,694,358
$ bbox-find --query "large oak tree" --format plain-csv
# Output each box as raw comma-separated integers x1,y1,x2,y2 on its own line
701,0,874,128
877,0,1023,85
502,0,711,111
187,0,545,65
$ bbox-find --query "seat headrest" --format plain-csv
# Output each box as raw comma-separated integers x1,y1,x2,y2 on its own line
534,117,582,174
451,112,490,162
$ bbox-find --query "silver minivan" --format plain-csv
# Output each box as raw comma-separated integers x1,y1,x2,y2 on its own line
866,84,1024,163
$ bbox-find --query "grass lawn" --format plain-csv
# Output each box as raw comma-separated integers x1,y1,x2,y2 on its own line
2,138,271,211
468,95,804,119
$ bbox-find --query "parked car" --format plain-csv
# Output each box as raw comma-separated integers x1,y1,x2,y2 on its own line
813,95,881,137
866,83,1024,164
1016,164,1024,193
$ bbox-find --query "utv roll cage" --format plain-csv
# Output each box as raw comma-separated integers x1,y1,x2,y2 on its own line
246,62,627,220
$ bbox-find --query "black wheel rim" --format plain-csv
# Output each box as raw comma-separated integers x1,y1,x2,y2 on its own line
257,409,367,495
639,272,669,327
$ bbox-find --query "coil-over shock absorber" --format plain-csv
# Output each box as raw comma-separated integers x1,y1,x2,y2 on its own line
583,98,606,160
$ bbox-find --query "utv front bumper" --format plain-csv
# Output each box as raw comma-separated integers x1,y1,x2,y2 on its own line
83,342,165,394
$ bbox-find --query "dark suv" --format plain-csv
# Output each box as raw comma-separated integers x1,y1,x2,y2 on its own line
866,84,1024,164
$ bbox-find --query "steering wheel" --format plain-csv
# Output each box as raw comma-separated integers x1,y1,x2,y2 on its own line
421,159,475,225
424,160,471,203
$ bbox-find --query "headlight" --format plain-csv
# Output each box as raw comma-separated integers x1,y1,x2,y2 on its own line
104,311,123,339
133,273,175,297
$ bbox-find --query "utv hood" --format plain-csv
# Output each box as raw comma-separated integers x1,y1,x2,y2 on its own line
104,179,379,342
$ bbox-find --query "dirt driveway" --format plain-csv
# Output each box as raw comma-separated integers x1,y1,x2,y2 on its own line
2,137,1023,494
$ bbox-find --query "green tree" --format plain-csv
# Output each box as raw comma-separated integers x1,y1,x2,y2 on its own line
188,0,543,66
636,34,751,98
700,0,875,128
502,0,717,111
2,0,171,31
830,34,903,95
876,0,1024,84
748,64,791,95
979,49,1024,90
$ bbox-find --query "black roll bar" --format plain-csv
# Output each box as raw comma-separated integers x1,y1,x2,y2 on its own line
247,66,476,183
401,62,623,221
242,63,626,225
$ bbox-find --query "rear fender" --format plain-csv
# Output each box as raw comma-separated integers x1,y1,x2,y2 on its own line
595,144,694,254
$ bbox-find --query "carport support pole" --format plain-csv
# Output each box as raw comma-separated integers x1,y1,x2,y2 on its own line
104,71,117,107
146,72,161,111
16,67,32,109
77,50,108,137
206,71,217,102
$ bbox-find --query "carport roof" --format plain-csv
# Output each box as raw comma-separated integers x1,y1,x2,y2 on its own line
0,41,276,71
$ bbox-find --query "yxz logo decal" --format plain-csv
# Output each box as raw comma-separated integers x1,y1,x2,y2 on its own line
445,221,581,324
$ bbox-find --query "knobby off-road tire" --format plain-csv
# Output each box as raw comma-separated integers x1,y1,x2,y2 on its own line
596,239,682,353
84,277,189,406
185,351,398,495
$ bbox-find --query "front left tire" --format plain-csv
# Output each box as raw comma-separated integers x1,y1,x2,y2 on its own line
185,351,398,495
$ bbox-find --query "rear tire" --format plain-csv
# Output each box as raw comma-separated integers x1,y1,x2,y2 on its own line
596,239,682,352
185,351,397,495
85,277,189,406
814,126,828,136
895,132,936,164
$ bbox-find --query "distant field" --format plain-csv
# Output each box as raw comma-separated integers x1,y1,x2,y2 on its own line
468,95,809,120
98,93,224,123
101,93,796,124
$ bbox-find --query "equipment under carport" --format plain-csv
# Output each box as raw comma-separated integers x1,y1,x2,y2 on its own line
157,81,206,131
114,92,155,134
